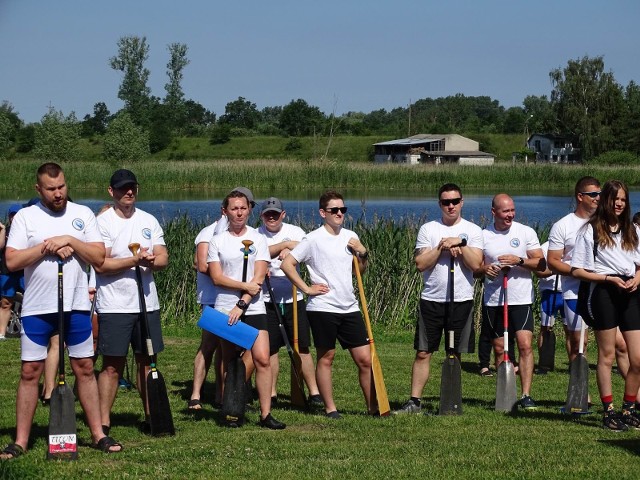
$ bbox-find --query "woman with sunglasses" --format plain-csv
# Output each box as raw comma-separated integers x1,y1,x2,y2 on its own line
281,190,375,418
208,190,285,429
571,180,640,431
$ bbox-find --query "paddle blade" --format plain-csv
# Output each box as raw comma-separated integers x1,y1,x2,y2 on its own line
538,330,556,371
439,354,463,415
221,355,247,426
47,384,78,461
495,361,518,412
289,351,306,407
565,354,589,413
147,366,175,436
371,345,391,416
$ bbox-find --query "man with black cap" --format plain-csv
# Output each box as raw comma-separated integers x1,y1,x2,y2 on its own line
94,169,169,434
258,197,322,407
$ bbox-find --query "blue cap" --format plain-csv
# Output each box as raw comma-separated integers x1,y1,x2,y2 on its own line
8,204,22,216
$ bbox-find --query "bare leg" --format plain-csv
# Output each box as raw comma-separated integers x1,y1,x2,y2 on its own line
135,353,151,419
299,352,320,396
349,344,375,413
409,351,432,399
595,328,617,400
269,353,280,397
316,348,337,413
621,330,640,400
516,330,534,396
98,355,126,427
615,327,629,379
41,334,60,401
190,331,218,404
251,331,273,419
0,297,12,337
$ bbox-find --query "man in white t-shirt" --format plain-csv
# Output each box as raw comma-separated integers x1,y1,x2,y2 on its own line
547,176,600,363
0,163,121,460
281,190,373,419
94,169,169,435
258,197,322,407
478,194,545,410
394,183,483,414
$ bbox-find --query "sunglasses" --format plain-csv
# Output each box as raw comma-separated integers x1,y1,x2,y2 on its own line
579,191,601,198
324,207,348,214
440,198,462,207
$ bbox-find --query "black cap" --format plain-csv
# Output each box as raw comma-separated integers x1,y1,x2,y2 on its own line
110,169,139,189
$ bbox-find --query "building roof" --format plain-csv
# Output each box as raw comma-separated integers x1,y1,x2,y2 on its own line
373,135,445,147
421,150,494,157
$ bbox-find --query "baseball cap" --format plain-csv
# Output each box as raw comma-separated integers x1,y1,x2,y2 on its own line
231,186,255,207
260,197,284,215
110,169,139,189
8,204,22,216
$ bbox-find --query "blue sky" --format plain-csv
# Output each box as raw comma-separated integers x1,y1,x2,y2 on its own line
1,0,638,124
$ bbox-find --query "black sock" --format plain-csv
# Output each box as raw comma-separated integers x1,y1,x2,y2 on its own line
410,397,421,406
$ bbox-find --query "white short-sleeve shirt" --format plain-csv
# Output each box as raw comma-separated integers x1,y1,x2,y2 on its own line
195,222,218,306
571,224,640,276
547,213,586,299
539,241,562,292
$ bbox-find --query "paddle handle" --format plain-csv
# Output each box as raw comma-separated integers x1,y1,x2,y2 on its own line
57,260,65,381
502,272,510,359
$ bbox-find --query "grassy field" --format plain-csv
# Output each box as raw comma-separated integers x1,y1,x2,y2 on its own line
0,327,638,479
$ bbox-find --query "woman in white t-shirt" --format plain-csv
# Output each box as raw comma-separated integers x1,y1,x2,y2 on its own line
207,191,285,430
571,180,640,431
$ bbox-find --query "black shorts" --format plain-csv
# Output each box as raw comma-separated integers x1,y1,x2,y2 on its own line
482,304,533,339
307,311,369,350
590,283,640,332
414,299,475,353
97,311,164,357
242,313,268,331
266,301,311,355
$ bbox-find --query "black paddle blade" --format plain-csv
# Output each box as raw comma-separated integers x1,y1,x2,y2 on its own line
221,355,246,427
147,366,175,436
47,384,78,461
495,361,518,413
538,330,556,371
565,354,589,414
439,354,463,415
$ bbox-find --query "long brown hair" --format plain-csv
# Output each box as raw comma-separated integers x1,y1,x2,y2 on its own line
591,180,638,251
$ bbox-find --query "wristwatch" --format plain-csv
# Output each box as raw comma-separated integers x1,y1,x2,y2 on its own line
357,250,369,259
236,299,249,311
518,257,525,266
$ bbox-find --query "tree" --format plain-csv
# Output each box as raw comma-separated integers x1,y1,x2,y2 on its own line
109,36,151,126
33,107,81,161
522,95,555,134
549,55,624,159
219,97,260,130
103,111,150,163
81,102,111,137
209,123,231,145
164,43,190,130
279,99,325,136
15,124,35,153
0,114,13,158
620,81,640,154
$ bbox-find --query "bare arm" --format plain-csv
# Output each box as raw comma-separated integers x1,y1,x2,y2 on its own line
268,240,299,260
547,249,571,276
497,248,546,273
195,242,209,274
280,254,329,296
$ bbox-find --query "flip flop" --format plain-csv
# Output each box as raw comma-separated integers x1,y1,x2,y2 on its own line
188,399,203,410
93,436,123,454
0,443,25,460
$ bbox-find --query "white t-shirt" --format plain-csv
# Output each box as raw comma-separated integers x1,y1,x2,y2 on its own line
571,224,640,276
7,202,102,316
207,226,270,315
258,222,306,304
289,226,360,313
482,221,541,306
415,218,483,302
95,207,165,313
539,242,562,292
195,222,218,306
547,212,586,299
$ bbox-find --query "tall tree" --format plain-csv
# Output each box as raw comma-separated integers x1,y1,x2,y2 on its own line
81,102,111,137
279,99,325,136
164,43,190,130
109,36,151,127
219,96,260,130
549,55,624,159
522,95,555,134
103,111,150,163
33,107,81,161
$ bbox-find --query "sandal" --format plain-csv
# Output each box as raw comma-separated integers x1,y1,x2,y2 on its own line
1,443,25,460
94,436,123,454
188,399,203,410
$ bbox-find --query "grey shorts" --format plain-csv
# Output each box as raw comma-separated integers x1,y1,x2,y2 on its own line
97,311,164,357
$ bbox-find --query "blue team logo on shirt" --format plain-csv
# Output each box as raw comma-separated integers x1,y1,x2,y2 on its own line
510,238,521,248
142,228,152,240
72,218,84,231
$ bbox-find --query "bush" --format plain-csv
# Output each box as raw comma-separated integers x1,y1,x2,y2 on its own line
209,123,231,145
103,112,150,163
33,108,81,161
284,137,302,152
588,150,640,165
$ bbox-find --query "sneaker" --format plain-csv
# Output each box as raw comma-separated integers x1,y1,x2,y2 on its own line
535,368,548,375
620,407,640,429
479,368,494,377
308,394,324,407
325,410,342,420
0,335,6,341
519,395,537,410
259,413,286,430
603,410,629,432
392,399,421,415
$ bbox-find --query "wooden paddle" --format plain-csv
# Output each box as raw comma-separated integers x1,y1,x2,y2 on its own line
128,243,175,436
495,270,518,412
47,259,78,461
353,254,390,416
290,286,306,407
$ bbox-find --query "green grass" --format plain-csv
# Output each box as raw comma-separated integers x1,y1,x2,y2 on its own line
0,328,637,479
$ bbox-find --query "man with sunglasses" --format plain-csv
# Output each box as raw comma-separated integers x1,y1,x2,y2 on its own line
479,194,545,410
258,197,322,407
394,183,483,414
547,177,600,368
281,190,374,418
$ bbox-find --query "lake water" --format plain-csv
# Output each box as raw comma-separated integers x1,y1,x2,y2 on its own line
5,192,640,229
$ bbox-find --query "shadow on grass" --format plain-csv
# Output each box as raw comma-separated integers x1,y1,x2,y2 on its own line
599,438,640,455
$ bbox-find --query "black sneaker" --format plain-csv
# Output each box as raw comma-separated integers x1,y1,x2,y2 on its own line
519,395,537,410
620,407,640,429
326,410,342,420
259,413,286,430
309,394,324,407
603,410,629,432
392,399,421,415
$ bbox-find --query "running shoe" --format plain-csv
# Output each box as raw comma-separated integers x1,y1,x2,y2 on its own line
603,410,629,432
519,395,537,410
392,399,421,414
620,407,640,429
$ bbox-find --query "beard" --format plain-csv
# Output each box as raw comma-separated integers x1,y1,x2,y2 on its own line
43,196,68,213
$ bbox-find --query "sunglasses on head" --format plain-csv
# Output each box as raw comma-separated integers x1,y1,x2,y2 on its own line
440,197,462,206
324,207,348,214
580,191,601,198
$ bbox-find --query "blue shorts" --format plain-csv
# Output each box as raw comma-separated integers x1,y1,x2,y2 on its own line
21,311,94,361
540,289,564,327
0,273,24,298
